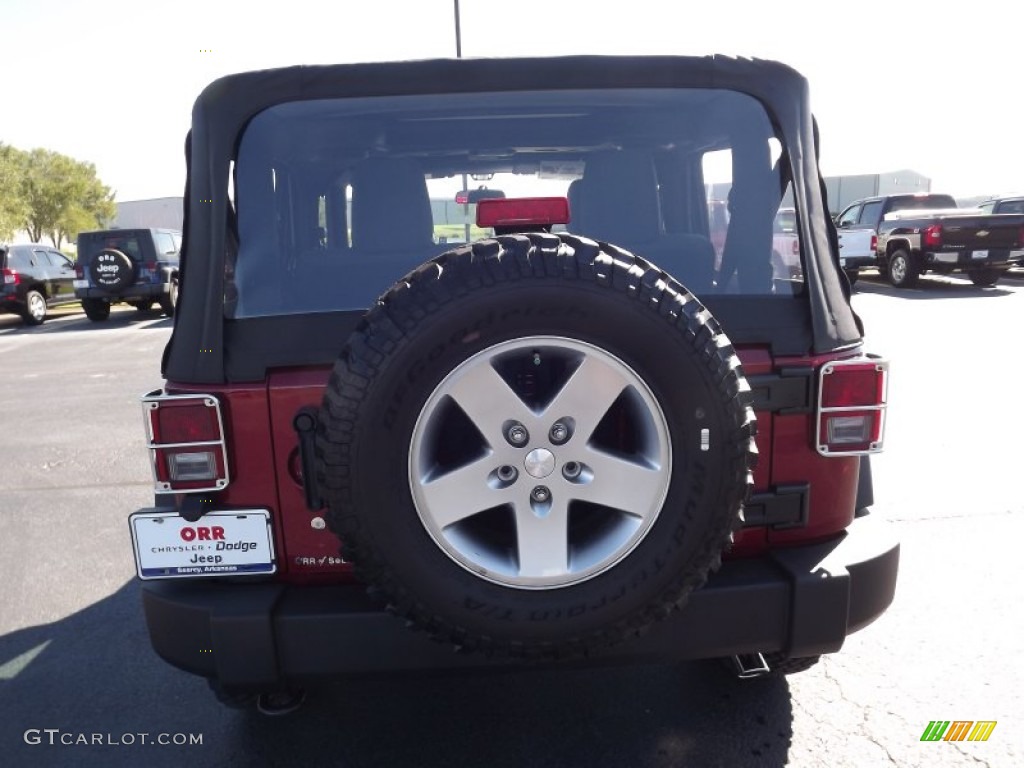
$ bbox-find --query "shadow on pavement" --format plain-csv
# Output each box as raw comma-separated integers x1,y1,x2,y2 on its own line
852,273,1017,300
0,308,172,336
0,581,794,767
233,662,794,768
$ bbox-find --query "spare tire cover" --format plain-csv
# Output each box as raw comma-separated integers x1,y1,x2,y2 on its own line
316,233,756,658
89,249,135,292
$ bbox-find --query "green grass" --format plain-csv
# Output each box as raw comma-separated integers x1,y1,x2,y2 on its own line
434,224,490,243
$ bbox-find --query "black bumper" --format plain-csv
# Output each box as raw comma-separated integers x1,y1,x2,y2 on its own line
140,514,898,689
921,250,1021,270
75,284,170,301
839,256,876,270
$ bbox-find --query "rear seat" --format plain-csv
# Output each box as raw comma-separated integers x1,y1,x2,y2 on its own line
298,157,446,311
572,151,715,291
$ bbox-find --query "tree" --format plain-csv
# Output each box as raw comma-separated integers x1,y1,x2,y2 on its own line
17,148,115,247
52,162,116,249
0,144,27,241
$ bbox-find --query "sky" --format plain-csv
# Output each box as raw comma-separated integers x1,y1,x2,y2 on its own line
2,0,1021,202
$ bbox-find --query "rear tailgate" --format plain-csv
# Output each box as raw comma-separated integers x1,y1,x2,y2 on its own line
933,213,1024,252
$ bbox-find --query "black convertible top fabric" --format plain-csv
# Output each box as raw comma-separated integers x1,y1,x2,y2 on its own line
165,56,860,383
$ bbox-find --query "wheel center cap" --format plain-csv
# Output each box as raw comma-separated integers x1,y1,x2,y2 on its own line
524,448,556,479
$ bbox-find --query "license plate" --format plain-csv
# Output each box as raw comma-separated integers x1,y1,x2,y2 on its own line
73,279,88,289
972,250,989,259
839,257,847,267
130,510,277,580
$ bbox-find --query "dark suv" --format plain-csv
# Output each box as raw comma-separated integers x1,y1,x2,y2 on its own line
0,243,78,325
74,228,180,321
130,56,899,712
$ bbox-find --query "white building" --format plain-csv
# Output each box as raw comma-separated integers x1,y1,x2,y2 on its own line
114,197,184,230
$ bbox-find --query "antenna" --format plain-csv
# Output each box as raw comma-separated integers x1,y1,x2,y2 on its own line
454,0,470,241
454,0,463,59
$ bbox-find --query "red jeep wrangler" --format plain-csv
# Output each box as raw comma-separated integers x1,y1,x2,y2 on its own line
131,56,898,712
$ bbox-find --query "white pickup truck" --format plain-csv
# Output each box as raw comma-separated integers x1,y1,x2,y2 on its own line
836,227,875,285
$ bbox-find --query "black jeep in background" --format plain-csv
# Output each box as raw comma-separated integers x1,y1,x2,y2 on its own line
74,228,180,321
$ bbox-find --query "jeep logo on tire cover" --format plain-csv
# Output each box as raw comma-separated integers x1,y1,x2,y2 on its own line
94,252,128,287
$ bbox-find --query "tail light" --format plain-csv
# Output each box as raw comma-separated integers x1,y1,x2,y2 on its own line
2,268,20,285
74,263,84,279
140,260,158,283
791,238,799,256
816,357,889,456
870,234,878,251
923,225,943,248
142,391,229,492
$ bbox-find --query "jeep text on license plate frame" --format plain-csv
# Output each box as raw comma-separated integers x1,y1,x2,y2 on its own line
130,510,277,580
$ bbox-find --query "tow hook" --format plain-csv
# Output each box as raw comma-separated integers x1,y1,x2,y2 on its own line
257,688,307,716
731,652,770,679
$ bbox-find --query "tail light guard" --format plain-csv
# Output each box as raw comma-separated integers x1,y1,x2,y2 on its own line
816,356,889,457
141,390,230,493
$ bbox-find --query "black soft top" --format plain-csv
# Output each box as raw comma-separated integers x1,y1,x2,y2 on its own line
165,55,861,384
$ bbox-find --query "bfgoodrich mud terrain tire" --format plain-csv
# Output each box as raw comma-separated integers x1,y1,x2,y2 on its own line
316,233,756,659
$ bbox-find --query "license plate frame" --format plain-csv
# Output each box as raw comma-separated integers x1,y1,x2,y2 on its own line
972,249,989,260
129,509,277,580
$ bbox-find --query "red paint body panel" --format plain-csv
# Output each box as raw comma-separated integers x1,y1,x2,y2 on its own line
165,380,286,559
166,376,353,584
266,367,354,582
767,413,858,546
766,348,865,548
162,345,872,579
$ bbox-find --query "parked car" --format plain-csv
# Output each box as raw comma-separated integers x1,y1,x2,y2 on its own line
74,228,181,321
834,194,956,284
130,56,898,713
0,243,79,325
977,196,1024,215
835,193,1024,287
876,208,1024,287
772,207,801,281
708,203,802,286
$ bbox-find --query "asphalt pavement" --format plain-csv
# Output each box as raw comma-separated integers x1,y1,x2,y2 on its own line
0,280,1022,768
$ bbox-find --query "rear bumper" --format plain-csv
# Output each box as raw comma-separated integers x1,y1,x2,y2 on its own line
140,513,899,689
839,256,876,270
0,292,25,314
921,249,1022,269
75,283,170,301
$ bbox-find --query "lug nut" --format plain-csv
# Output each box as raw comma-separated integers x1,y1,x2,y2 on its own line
562,461,581,480
497,465,518,483
530,486,551,503
506,423,529,446
549,422,569,444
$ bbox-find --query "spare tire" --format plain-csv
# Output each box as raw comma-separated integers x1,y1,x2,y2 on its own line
316,233,756,658
89,248,135,292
